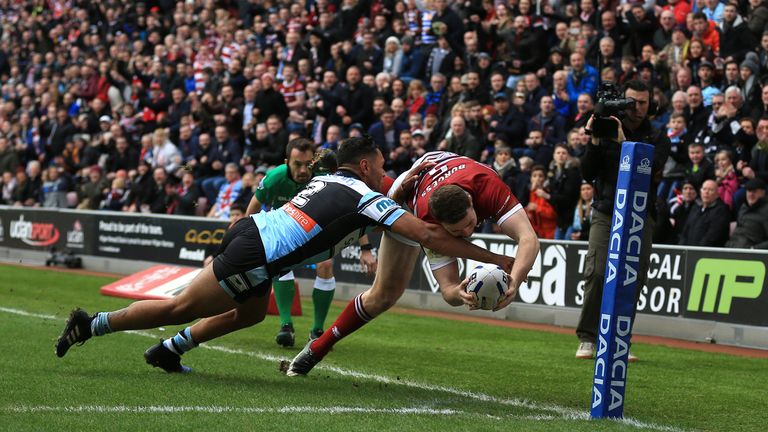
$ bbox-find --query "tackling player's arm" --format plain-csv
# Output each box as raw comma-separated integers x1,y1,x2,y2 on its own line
388,159,435,204
358,234,377,274
390,213,514,272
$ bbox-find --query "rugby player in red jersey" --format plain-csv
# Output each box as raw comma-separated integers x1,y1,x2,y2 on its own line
287,151,539,376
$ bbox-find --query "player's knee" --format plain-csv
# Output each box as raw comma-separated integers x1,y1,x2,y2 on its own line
233,309,265,327
166,300,199,324
371,290,401,311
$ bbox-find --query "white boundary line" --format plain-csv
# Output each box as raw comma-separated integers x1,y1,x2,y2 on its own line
1,404,580,422
4,405,464,415
1,307,683,431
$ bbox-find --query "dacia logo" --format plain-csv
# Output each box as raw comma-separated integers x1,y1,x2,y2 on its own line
619,155,631,172
636,158,652,175
687,258,765,314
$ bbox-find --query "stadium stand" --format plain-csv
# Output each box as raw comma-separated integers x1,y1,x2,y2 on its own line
0,0,767,247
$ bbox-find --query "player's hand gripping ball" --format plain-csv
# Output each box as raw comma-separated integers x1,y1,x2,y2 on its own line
465,263,509,310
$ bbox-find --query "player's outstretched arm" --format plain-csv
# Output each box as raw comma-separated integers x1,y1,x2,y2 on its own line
390,213,513,271
493,210,539,311
432,261,476,308
245,194,263,216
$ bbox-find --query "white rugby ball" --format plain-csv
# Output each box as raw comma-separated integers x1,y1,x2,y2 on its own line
465,263,508,310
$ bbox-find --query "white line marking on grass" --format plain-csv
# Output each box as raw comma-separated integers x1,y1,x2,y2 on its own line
4,405,465,415
0,307,56,320
3,307,683,432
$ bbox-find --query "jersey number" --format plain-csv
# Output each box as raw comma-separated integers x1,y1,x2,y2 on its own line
292,181,326,207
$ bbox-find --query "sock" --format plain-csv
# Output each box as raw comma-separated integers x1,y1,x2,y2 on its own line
310,293,372,358
312,277,336,332
90,312,112,336
163,327,197,356
272,278,296,326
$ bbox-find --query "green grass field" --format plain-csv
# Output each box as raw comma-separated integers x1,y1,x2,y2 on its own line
1,264,766,431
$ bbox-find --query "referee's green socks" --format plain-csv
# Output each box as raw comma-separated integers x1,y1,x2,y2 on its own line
312,276,336,333
272,278,296,326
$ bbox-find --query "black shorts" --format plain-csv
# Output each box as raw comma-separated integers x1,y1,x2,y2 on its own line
212,217,272,303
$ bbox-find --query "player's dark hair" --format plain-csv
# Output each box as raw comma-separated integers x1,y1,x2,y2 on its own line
285,138,314,159
310,149,338,174
336,135,379,166
429,185,471,225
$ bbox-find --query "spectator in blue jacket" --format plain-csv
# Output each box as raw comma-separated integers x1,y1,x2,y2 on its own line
528,96,567,146
368,107,408,167
566,52,598,113
552,70,571,119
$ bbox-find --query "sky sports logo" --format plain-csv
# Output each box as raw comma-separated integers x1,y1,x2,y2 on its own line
687,258,765,314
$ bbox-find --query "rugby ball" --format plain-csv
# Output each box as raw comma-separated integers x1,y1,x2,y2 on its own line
465,263,508,310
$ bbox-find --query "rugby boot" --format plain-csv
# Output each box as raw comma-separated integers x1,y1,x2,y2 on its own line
275,323,295,347
308,328,324,342
285,340,321,376
144,341,192,373
55,308,93,358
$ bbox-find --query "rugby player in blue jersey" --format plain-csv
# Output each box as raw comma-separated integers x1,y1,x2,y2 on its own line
55,137,514,373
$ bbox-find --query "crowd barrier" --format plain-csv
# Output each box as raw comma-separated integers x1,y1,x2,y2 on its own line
2,206,766,348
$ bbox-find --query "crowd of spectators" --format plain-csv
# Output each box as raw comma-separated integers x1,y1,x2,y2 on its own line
1,0,767,248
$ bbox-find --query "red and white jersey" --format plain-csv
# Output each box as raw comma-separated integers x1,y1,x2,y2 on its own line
220,42,241,65
193,53,214,93
277,79,305,105
396,151,522,226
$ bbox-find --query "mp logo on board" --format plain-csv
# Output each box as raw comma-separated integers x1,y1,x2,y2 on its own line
687,258,765,314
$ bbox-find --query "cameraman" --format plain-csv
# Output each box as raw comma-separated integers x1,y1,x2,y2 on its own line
575,80,671,361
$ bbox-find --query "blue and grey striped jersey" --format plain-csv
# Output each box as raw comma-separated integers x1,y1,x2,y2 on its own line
252,171,405,275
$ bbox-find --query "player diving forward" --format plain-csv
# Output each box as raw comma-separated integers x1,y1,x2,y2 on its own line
245,138,378,347
286,150,539,376
55,138,514,373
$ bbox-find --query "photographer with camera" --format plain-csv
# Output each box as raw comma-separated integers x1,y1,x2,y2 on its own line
574,80,671,361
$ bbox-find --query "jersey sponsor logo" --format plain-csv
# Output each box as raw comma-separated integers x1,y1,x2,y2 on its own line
284,202,318,233
361,195,402,224
375,198,396,212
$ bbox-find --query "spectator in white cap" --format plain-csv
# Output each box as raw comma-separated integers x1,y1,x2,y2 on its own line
383,37,404,78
